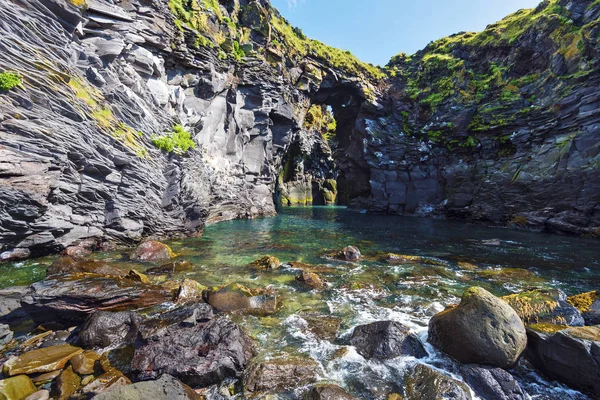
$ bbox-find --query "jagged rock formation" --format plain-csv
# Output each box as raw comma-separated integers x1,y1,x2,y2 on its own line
1,0,599,260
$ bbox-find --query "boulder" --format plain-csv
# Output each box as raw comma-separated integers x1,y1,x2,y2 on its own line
3,344,83,376
305,384,356,400
0,375,37,400
460,364,526,400
350,321,426,360
525,324,600,397
205,283,277,315
296,270,324,290
21,275,174,325
341,246,361,261
405,364,472,400
79,311,142,349
243,358,319,398
299,313,342,341
130,240,174,262
47,256,126,277
249,255,281,270
567,291,600,325
132,317,254,387
503,288,584,326
139,303,216,338
428,287,527,368
93,374,199,400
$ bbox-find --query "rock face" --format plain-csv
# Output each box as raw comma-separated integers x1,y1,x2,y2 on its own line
405,364,472,400
526,325,600,397
428,287,527,368
350,321,427,359
132,317,254,388
460,364,526,400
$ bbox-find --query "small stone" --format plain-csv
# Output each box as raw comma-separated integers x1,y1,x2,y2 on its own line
176,279,206,303
296,270,324,290
31,370,61,384
25,390,50,400
70,351,101,375
342,246,361,261
3,344,83,376
56,366,81,400
249,255,281,270
127,269,151,284
0,375,37,400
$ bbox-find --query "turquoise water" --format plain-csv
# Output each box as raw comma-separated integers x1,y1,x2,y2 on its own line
3,206,600,398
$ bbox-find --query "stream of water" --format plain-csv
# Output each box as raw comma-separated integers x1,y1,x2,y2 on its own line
4,206,600,399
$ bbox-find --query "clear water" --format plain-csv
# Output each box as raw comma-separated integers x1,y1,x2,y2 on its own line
3,207,600,399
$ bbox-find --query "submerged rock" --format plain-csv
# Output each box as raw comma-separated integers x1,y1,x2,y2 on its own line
78,311,142,349
428,287,526,368
383,253,445,266
205,283,278,315
350,321,426,360
0,375,37,400
503,288,584,326
47,257,125,277
130,241,175,262
460,364,526,400
132,317,254,388
3,344,83,376
341,246,361,261
145,260,194,275
306,384,356,400
21,275,174,325
299,313,342,341
526,324,600,397
405,364,472,400
249,255,281,270
93,374,199,400
296,270,324,290
243,358,319,398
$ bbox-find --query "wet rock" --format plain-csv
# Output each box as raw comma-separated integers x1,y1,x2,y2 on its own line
25,390,50,400
341,246,361,261
70,351,101,375
146,260,193,275
296,270,324,290
306,384,356,400
132,317,254,387
3,344,83,376
0,375,37,400
460,364,526,400
243,358,319,398
78,368,131,397
126,269,151,284
21,275,174,325
79,311,141,349
93,374,199,400
0,286,29,323
205,283,278,315
47,256,126,277
176,279,206,303
383,253,445,266
0,323,13,350
130,241,174,262
567,291,600,325
31,370,61,385
428,287,527,368
405,364,472,400
299,313,342,341
350,321,427,360
503,289,584,326
139,303,216,338
56,365,81,400
249,255,281,270
62,239,97,258
525,324,600,397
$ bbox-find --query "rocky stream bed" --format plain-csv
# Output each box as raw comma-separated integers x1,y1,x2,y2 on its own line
1,207,600,399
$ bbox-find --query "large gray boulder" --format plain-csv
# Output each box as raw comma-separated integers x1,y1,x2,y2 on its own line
78,311,141,349
526,325,600,397
460,364,526,400
350,321,426,359
428,287,527,368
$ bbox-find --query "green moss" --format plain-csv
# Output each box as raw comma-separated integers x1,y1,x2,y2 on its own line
303,104,337,143
151,124,196,155
0,71,22,92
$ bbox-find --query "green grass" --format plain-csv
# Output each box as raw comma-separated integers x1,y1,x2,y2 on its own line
152,124,196,155
0,72,22,91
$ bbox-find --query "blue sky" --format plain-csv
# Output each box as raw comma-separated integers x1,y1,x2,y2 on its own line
270,0,542,66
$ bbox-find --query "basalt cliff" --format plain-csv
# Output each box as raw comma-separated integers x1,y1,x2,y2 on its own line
1,0,599,260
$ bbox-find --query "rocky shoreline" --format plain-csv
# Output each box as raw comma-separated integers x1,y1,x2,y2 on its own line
0,241,599,399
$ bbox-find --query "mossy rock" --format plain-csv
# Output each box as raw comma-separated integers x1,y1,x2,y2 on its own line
567,291,599,313
249,255,281,271
502,288,584,326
